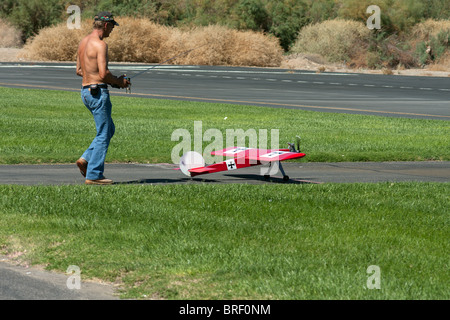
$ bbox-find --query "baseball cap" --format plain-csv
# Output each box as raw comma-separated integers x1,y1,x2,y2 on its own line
94,11,119,26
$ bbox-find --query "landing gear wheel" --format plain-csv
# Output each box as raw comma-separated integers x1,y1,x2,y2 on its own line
283,176,290,181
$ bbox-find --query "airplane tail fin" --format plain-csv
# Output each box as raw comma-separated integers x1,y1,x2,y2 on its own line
296,136,301,153
288,136,301,153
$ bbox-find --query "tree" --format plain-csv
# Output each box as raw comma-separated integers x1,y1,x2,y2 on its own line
8,0,63,41
233,0,269,31
267,0,309,51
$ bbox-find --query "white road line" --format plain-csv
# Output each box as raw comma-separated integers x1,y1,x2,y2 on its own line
0,64,358,76
1,63,447,92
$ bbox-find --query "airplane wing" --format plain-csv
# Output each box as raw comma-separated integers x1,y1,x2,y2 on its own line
188,157,253,176
211,147,306,161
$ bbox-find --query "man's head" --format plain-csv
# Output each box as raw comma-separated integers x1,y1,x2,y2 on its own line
93,11,119,37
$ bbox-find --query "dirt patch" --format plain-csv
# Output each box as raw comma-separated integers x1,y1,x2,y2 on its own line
281,53,450,77
0,48,26,62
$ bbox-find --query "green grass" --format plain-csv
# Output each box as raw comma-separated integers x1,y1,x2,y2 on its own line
0,183,448,299
0,87,449,164
0,87,448,300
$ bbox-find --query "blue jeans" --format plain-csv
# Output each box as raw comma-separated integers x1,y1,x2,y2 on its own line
80,86,115,180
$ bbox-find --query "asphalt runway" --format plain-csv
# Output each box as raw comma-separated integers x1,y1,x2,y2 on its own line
0,62,449,120
1,161,449,185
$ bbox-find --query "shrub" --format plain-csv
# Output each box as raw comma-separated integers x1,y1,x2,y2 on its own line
159,25,235,66
19,21,86,61
2,0,450,53
366,32,417,69
21,17,283,67
291,19,370,63
159,25,282,67
0,18,23,48
411,19,450,42
411,20,450,66
229,29,282,67
415,30,450,66
337,0,433,34
107,17,171,63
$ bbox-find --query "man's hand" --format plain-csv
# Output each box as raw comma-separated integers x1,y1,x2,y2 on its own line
111,75,131,89
117,75,131,88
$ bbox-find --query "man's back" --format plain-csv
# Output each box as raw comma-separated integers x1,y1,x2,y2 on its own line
77,34,106,86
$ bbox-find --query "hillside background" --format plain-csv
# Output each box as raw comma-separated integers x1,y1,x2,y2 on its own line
0,0,449,71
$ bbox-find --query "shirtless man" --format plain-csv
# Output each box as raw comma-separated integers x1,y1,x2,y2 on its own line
75,12,129,185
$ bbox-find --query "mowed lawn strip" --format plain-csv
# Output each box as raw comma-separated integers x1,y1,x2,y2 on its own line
0,87,449,164
0,183,448,299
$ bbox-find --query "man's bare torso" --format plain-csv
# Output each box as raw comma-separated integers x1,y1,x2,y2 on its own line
77,33,108,87
77,23,128,89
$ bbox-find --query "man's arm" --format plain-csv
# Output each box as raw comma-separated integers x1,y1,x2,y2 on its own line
76,46,83,77
97,42,126,87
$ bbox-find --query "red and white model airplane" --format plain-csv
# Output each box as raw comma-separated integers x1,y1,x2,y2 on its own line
179,137,305,181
